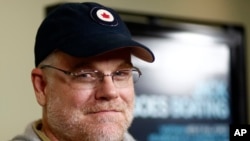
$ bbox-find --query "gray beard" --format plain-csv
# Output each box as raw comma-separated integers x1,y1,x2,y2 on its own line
45,93,134,141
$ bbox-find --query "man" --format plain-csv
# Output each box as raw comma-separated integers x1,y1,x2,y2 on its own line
12,2,154,141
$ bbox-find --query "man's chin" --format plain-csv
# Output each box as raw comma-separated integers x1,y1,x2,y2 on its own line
84,123,125,141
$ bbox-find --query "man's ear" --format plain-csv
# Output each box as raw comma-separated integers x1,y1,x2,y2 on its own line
31,68,47,106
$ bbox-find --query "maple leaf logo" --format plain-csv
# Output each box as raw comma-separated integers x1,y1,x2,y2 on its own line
101,12,110,19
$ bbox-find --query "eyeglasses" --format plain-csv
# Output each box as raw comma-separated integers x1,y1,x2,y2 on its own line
40,65,141,89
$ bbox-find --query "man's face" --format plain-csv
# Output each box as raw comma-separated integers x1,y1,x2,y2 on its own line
41,50,135,141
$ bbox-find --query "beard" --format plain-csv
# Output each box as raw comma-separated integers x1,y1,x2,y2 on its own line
44,91,134,141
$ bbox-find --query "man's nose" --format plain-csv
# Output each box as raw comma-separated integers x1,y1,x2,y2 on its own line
95,76,118,100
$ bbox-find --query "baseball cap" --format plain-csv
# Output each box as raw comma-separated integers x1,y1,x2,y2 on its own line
34,2,155,66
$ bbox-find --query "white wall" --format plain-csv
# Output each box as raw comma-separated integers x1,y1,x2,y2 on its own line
0,1,60,140
1,0,250,140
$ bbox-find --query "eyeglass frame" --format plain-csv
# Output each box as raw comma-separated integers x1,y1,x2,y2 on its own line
39,65,142,89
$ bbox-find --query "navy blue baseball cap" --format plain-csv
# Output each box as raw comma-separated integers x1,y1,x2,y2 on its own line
34,2,155,66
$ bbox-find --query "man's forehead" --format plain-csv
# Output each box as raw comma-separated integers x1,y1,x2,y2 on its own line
54,50,131,68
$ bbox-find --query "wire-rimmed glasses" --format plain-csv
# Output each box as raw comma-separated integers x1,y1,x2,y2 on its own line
40,65,141,89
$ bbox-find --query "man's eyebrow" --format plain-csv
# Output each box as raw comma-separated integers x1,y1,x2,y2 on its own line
118,62,133,68
72,62,93,70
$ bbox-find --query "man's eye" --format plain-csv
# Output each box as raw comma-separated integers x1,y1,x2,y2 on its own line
114,70,131,79
75,73,97,81
79,73,93,78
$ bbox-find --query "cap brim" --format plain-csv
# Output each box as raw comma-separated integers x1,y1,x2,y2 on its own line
59,33,155,62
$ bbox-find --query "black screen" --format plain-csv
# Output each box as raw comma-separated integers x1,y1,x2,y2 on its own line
119,12,248,141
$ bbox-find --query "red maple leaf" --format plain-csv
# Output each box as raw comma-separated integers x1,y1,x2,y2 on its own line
101,12,110,19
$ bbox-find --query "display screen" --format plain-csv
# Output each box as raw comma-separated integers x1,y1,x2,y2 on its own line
128,29,236,141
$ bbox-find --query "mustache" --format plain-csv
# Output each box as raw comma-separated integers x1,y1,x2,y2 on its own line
82,101,127,114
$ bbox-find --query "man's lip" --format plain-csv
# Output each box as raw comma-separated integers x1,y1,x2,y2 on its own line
88,110,120,114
